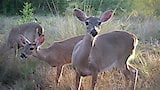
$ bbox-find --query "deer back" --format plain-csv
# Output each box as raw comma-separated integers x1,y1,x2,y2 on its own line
89,31,138,72
19,35,84,64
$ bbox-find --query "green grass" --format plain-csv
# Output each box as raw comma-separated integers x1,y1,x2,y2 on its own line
0,15,160,90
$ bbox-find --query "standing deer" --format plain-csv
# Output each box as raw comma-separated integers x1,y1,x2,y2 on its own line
0,22,44,56
72,9,138,90
19,34,84,84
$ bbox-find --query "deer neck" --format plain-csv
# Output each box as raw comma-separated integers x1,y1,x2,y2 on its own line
78,34,95,65
83,34,94,52
33,48,48,61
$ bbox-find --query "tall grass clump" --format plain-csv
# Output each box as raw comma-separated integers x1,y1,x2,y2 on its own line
36,15,85,47
0,51,45,90
126,42,159,90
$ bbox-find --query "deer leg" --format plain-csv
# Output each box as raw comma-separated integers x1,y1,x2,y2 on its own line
56,65,63,85
14,43,20,59
91,72,98,90
75,72,82,90
14,48,17,57
128,65,138,90
122,65,131,89
89,63,98,90
13,45,18,59
122,65,137,90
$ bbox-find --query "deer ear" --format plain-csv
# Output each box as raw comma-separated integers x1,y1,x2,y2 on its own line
18,34,30,46
36,35,44,46
74,9,87,22
36,26,44,36
100,10,113,22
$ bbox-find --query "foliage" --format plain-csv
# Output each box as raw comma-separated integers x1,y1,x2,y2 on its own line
0,0,24,15
53,0,69,15
68,0,133,16
0,0,160,17
0,0,68,16
0,54,41,89
131,0,160,17
16,2,34,25
134,45,160,90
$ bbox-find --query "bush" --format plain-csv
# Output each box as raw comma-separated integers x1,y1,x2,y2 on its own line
0,0,68,16
16,2,35,25
0,0,24,15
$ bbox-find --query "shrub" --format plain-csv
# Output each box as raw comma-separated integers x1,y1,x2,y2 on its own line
16,2,35,25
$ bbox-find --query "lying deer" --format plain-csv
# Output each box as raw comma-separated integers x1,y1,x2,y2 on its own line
19,34,84,84
72,9,138,90
0,22,44,56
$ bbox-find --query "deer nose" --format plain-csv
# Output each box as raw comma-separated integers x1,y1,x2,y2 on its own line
90,29,98,37
20,53,27,59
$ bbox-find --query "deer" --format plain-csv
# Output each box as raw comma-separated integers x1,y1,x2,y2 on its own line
19,34,84,84
0,22,44,57
72,9,138,90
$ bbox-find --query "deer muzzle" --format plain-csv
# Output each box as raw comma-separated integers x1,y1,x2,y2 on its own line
90,29,98,37
20,53,27,59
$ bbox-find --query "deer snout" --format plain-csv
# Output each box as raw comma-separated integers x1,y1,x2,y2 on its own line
90,29,98,37
20,53,27,59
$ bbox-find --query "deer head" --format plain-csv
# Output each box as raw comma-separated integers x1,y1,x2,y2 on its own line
74,9,113,37
18,34,44,58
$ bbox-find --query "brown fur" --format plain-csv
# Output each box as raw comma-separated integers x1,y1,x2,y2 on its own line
0,22,43,56
21,35,84,84
72,9,138,90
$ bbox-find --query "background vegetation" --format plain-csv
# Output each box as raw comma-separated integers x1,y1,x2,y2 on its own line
0,0,160,90
0,0,160,17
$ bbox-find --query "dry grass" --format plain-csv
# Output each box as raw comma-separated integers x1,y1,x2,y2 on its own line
0,15,160,90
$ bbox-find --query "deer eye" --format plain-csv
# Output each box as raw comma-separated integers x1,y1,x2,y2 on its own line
85,21,89,25
30,47,34,50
